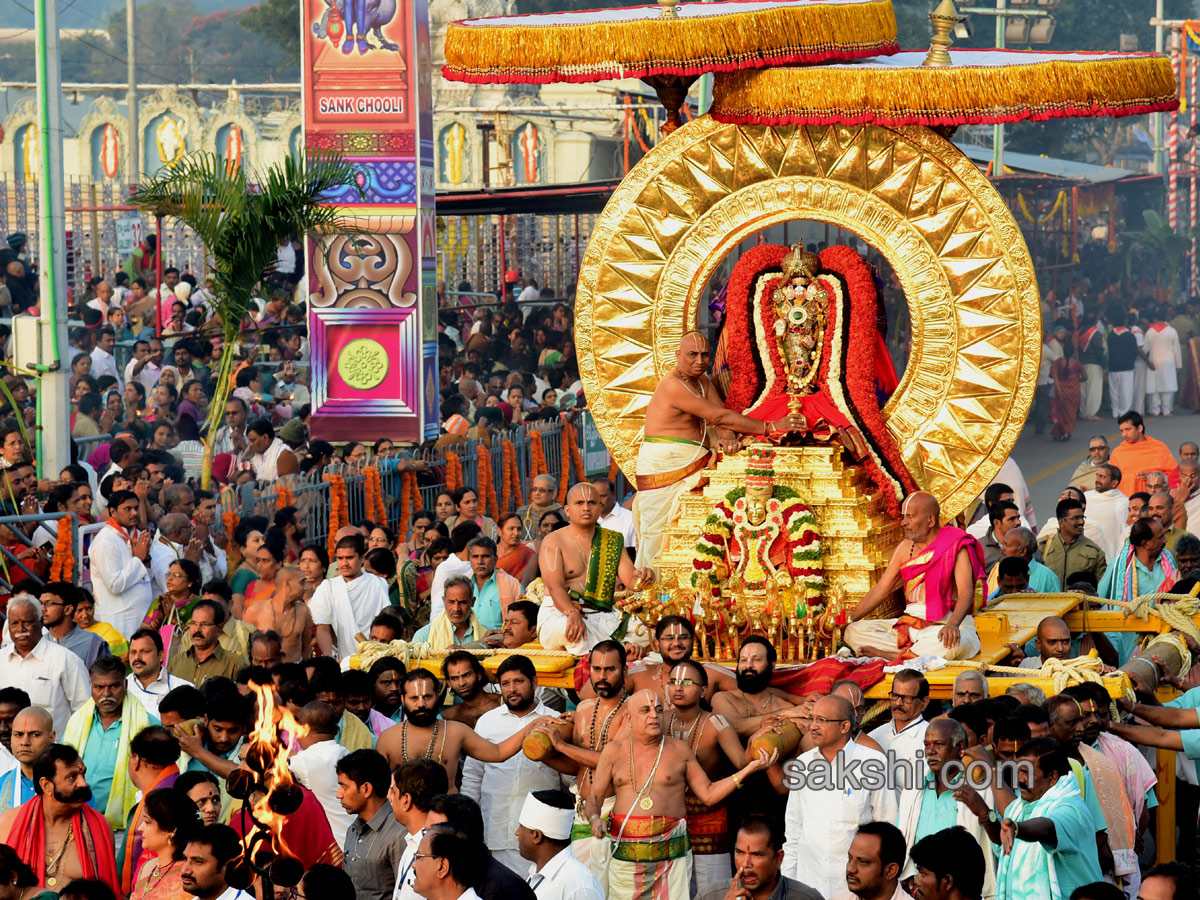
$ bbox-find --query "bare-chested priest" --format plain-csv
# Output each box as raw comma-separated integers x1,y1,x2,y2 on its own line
585,689,776,900
538,483,656,657
711,636,802,738
666,658,750,897
844,491,986,661
0,743,119,891
376,668,540,785
532,640,632,892
635,331,807,570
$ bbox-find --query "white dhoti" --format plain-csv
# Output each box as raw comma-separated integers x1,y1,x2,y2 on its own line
844,602,981,661
633,436,712,571
1108,370,1134,418
571,795,615,895
537,602,649,656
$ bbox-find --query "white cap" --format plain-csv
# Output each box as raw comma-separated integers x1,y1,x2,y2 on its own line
518,792,573,840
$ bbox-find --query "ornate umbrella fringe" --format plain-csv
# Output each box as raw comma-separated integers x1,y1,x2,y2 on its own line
442,1,898,83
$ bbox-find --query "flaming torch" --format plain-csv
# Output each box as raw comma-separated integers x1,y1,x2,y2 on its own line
224,683,309,898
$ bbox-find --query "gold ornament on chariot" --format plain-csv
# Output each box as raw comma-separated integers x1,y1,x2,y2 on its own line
338,338,389,390
575,115,1042,520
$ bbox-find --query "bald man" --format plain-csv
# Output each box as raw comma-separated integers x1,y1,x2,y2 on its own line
1148,490,1192,554
0,707,53,812
844,492,985,661
538,483,656,657
1171,458,1200,531
634,332,805,570
1009,616,1076,669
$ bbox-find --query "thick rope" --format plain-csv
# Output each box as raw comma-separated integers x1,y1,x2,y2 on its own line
351,639,577,672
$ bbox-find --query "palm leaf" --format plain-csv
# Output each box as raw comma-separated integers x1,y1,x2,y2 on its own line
129,150,363,486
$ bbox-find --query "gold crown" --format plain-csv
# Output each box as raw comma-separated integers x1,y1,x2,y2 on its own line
781,243,821,280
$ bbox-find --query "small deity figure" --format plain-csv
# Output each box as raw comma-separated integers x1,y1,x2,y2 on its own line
691,445,823,609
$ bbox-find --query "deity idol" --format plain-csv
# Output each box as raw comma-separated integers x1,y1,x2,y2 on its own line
713,241,917,515
691,445,823,604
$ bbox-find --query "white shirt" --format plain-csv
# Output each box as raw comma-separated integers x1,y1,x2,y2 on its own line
309,573,389,658
149,537,184,598
249,437,290,482
392,827,425,900
0,636,90,735
461,701,562,853
867,717,929,792
598,506,637,549
89,522,153,638
831,886,913,900
526,845,604,900
277,242,297,275
289,739,354,848
208,887,248,900
427,554,474,623
0,744,16,780
90,346,121,387
783,739,897,899
125,358,162,394
1083,488,1129,561
518,285,540,305
126,668,188,719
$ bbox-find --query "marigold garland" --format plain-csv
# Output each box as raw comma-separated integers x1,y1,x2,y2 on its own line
222,508,240,545
48,516,74,582
364,467,387,526
565,423,585,490
325,473,349,558
398,471,415,540
529,428,548,482
477,449,500,521
409,472,422,523
503,439,524,510
276,484,295,512
446,451,463,492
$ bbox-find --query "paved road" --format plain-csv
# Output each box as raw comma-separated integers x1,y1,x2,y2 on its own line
1006,408,1200,529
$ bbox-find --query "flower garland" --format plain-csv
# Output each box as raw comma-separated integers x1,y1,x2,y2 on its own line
222,508,240,545
562,423,585,491
364,467,387,526
477,449,500,521
503,439,524,510
445,451,463,492
1018,189,1066,225
276,484,295,512
398,471,415,540
47,517,74,582
325,473,348,559
529,427,548,484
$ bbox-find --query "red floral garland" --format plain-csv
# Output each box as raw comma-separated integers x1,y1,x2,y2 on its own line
504,439,524,509
398,471,414,540
325,473,348,558
722,244,788,413
477,449,500,521
276,484,295,512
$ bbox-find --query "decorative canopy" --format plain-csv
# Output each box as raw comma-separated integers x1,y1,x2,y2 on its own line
441,0,899,85
709,50,1179,127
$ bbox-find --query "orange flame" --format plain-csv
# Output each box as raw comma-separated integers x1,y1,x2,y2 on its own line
246,683,309,859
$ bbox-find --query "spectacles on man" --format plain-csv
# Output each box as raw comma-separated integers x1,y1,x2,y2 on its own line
889,693,922,705
810,716,848,726
667,678,697,687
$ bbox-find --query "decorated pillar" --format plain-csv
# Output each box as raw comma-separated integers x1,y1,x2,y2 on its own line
302,0,438,441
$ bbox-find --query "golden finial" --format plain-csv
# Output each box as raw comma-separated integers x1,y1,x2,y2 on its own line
922,0,962,67
657,0,680,19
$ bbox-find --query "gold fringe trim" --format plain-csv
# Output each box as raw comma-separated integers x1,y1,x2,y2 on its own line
443,0,897,82
710,54,1178,123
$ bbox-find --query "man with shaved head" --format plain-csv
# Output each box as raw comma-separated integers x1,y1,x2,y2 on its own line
635,331,806,570
0,706,53,811
538,483,656,656
845,491,985,661
1014,616,1076,669
1171,457,1200,531
1147,490,1191,555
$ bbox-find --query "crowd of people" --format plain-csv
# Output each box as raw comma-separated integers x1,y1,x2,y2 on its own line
1037,283,1198,441
0,250,1196,900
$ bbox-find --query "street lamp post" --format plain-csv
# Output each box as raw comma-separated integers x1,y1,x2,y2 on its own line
960,0,1058,175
